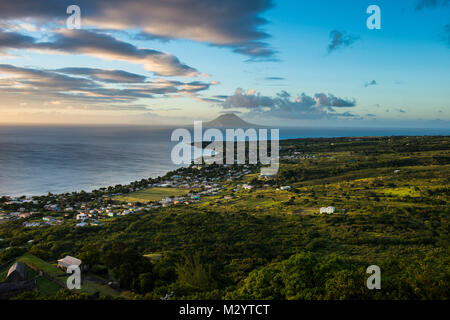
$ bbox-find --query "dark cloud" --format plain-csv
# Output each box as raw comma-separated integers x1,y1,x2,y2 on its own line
213,95,229,100
0,30,37,48
364,80,377,87
219,110,242,114
416,0,449,10
0,64,97,91
0,64,214,108
230,41,277,61
0,0,276,59
221,88,357,119
54,68,147,83
265,76,285,81
0,29,201,77
314,93,356,107
327,30,360,53
222,88,274,109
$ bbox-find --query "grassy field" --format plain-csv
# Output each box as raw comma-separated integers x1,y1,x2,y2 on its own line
77,282,121,298
113,187,189,203
28,268,62,297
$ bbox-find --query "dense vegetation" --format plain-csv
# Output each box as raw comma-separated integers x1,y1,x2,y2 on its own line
0,135,448,299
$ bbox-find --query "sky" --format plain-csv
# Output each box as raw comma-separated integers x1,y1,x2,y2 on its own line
0,0,448,127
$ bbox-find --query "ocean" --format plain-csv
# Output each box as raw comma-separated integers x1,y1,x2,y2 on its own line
0,125,448,197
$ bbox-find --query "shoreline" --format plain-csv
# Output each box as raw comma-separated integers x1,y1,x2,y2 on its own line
1,133,449,198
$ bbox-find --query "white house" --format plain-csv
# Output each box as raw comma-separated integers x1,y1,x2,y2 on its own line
242,184,253,190
280,186,291,191
75,222,88,227
76,213,87,220
320,206,336,214
57,256,82,271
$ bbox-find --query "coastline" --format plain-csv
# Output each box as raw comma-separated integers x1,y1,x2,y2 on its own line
1,129,449,198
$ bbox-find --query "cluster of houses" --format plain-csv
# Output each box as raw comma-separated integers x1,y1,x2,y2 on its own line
22,216,64,228
0,163,270,230
0,208,39,222
280,152,318,161
320,206,336,214
319,206,346,214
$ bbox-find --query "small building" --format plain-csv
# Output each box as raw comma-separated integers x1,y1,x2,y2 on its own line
280,186,291,191
6,262,27,283
75,222,88,227
76,213,87,220
320,206,336,214
57,256,82,271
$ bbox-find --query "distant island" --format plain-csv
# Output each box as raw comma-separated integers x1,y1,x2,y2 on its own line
203,113,266,128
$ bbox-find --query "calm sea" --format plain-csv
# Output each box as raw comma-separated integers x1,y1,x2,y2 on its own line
0,125,448,196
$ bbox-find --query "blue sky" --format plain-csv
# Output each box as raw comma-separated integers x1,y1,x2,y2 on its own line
0,0,448,127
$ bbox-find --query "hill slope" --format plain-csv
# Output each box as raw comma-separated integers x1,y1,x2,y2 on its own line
203,113,264,128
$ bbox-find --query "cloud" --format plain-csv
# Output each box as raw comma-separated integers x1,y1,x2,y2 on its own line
0,30,37,48
416,0,449,10
314,93,356,107
364,80,377,87
230,41,277,60
0,29,202,77
265,76,285,80
219,110,242,114
0,0,276,59
222,88,274,109
0,64,215,109
53,68,147,83
327,30,360,53
221,88,357,119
